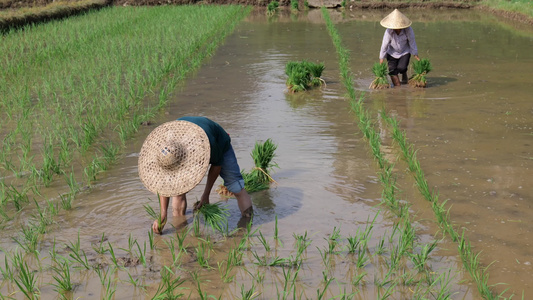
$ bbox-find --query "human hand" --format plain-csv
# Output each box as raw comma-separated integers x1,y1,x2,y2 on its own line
379,59,384,64
414,55,420,61
152,217,167,234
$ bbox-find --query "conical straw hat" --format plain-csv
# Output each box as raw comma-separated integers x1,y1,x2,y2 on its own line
380,9,412,29
138,120,210,197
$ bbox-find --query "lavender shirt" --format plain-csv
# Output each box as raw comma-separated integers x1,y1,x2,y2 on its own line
379,27,418,59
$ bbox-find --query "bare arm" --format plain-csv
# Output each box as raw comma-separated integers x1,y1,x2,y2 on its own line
197,165,222,208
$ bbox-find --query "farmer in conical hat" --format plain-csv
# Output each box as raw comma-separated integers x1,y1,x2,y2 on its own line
138,116,253,234
379,9,420,87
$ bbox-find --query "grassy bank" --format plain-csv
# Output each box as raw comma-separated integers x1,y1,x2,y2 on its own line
1,0,532,32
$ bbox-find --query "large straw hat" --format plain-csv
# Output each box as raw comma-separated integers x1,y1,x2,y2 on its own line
138,120,210,197
380,9,412,29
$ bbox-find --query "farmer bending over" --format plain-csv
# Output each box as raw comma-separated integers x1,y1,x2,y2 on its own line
379,9,420,87
138,116,253,234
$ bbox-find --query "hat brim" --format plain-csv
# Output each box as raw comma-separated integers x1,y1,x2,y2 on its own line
138,120,210,197
380,9,412,29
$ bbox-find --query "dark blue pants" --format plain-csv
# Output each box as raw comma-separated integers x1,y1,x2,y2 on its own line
386,53,411,76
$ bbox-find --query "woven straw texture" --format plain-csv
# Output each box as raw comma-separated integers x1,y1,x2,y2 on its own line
380,9,412,29
138,121,210,197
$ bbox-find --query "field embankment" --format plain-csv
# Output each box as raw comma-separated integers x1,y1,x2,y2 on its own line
1,0,532,32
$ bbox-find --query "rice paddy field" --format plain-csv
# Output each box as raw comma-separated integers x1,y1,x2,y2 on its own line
1,4,532,299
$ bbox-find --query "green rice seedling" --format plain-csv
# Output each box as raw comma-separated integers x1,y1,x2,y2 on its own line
68,233,90,270
102,271,117,300
50,257,73,294
316,274,333,300
266,1,279,16
92,233,109,255
134,241,147,268
107,242,120,268
257,230,271,252
376,235,387,255
227,246,244,267
32,199,53,230
191,271,212,300
428,269,455,300
14,255,40,299
148,229,155,250
410,240,439,272
126,271,146,290
369,62,390,89
0,253,14,282
352,271,367,286
144,200,164,234
13,224,39,255
196,240,212,269
119,233,136,255
355,249,369,269
195,202,230,234
100,143,120,166
175,227,190,251
163,239,182,267
218,260,235,283
325,226,341,254
274,215,282,246
317,247,330,267
409,58,432,88
293,231,311,252
59,193,74,210
277,267,299,299
251,251,289,267
7,185,29,211
240,283,260,299
41,138,62,187
64,170,80,196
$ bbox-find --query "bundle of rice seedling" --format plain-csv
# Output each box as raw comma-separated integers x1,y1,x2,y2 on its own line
195,202,230,233
369,62,390,89
285,60,325,93
408,58,432,88
217,139,278,196
266,0,279,16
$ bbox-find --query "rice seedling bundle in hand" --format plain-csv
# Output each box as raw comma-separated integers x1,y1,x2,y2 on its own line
195,202,230,233
408,58,432,88
217,139,278,196
369,62,390,89
285,60,325,93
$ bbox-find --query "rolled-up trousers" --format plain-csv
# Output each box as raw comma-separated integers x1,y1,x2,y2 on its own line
386,53,411,76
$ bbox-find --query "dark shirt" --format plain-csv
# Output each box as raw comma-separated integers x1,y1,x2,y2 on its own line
178,116,231,166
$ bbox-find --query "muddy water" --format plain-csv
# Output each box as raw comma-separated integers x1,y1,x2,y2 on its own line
2,7,532,299
339,8,533,296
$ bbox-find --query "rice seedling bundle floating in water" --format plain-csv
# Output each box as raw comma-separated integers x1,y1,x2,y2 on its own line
285,60,325,93
409,58,432,88
217,138,278,196
369,62,390,89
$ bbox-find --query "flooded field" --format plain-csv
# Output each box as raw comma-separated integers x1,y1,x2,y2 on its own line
1,6,532,299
